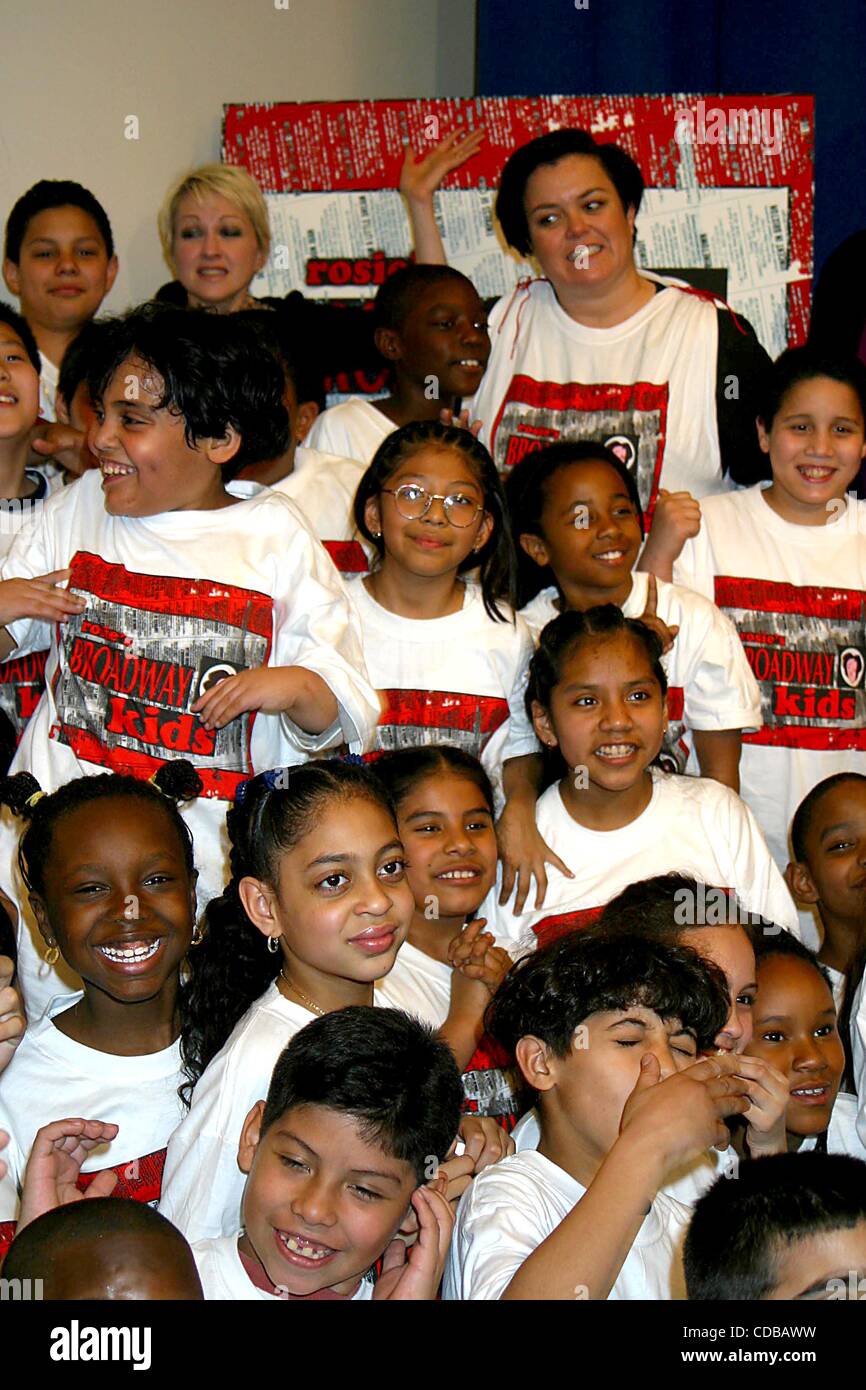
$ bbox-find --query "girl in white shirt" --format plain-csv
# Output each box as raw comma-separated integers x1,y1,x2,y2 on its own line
375,745,519,1126
0,759,202,1258
349,420,536,785
487,604,797,950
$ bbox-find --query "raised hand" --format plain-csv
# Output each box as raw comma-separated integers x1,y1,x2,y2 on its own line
17,1117,119,1230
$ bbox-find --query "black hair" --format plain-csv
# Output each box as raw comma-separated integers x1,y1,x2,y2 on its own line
598,874,767,939
757,345,866,432
261,1006,463,1185
371,264,482,335
525,605,667,786
504,440,645,607
4,180,115,263
56,319,110,412
86,304,289,474
353,419,517,621
181,760,397,1094
232,307,324,412
0,299,41,374
495,129,644,258
0,762,200,900
487,929,730,1072
374,744,495,816
684,1151,866,1300
790,771,866,863
752,926,835,990
2,1197,201,1293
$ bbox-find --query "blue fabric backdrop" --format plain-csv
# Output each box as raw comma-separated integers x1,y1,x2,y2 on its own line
476,0,865,297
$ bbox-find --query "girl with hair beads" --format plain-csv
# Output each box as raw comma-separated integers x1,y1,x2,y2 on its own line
484,606,798,951
0,760,202,1258
160,758,507,1244
375,747,519,1126
350,421,537,791
673,346,866,884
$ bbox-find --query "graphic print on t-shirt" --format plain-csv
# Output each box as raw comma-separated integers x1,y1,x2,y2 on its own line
0,648,47,739
51,552,273,795
488,377,669,515
76,1145,167,1206
714,576,866,750
370,689,509,758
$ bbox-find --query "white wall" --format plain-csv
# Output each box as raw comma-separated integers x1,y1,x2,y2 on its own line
0,0,477,309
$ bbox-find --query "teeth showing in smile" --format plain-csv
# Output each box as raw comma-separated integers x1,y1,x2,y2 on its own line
595,549,626,560
438,869,479,880
569,244,602,263
101,462,136,476
279,1232,332,1260
98,939,161,963
0,394,17,404
457,359,482,367
596,744,636,759
791,1086,826,1097
798,466,834,481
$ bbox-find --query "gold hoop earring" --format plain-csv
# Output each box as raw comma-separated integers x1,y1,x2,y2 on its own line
44,943,60,966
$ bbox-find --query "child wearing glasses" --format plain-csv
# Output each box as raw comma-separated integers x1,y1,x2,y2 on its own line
349,421,536,796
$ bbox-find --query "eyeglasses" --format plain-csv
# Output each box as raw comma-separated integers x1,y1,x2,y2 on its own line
380,484,484,528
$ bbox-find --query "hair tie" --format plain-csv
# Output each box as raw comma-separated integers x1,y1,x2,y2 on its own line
25,790,44,810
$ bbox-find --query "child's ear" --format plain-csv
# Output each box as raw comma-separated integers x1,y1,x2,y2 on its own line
238,1100,266,1174
364,495,383,538
238,876,281,941
2,259,21,297
55,393,71,426
515,1035,556,1093
373,326,403,363
785,860,819,906
207,425,242,466
295,400,319,445
756,416,771,455
530,699,557,751
472,510,494,554
104,256,119,296
29,894,55,949
519,531,551,569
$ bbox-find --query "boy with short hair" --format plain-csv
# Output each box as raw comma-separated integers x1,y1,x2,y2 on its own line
306,264,490,465
3,181,118,421
444,931,752,1300
684,1151,866,1299
786,772,866,984
190,1007,461,1300
0,304,378,1020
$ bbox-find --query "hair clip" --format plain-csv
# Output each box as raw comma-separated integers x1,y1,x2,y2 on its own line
339,753,367,767
25,789,45,810
234,767,291,806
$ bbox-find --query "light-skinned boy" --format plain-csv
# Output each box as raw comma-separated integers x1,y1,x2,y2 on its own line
3,181,117,422
0,303,378,1020
189,1007,460,1300
444,930,754,1300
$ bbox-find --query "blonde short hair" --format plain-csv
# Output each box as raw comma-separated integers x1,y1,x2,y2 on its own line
157,163,271,269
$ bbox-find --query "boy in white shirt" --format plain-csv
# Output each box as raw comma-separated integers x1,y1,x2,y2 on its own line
444,929,754,1300
190,1006,460,1300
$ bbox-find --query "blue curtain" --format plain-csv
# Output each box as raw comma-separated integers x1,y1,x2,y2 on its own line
476,0,865,288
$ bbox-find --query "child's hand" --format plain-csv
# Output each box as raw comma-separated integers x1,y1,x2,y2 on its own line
448,917,512,996
399,128,486,204
0,956,24,1076
191,667,319,731
456,1114,514,1173
374,1183,455,1300
438,406,484,437
637,573,679,655
17,1118,119,1231
619,1052,750,1175
495,801,574,913
30,421,94,477
730,1054,789,1157
0,572,86,628
639,489,701,578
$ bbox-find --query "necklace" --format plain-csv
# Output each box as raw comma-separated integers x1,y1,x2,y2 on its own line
279,969,326,1017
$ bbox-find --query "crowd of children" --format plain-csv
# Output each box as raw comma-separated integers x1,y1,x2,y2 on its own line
0,143,865,1305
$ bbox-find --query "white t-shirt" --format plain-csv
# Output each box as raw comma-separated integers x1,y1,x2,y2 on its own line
0,992,184,1247
305,397,395,466
271,446,371,576
674,484,866,875
0,473,54,741
483,769,799,950
468,275,727,511
800,1091,866,1159
0,470,379,1020
510,1106,733,1208
160,975,423,1243
518,572,761,775
346,576,537,801
38,355,59,423
442,1148,689,1300
190,1232,374,1301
